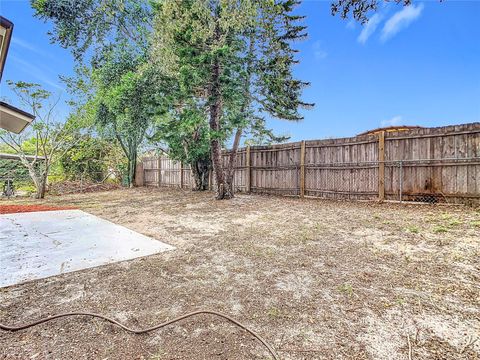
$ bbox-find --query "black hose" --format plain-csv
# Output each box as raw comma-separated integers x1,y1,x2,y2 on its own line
0,310,280,360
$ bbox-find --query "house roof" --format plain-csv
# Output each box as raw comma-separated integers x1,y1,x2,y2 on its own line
0,17,35,134
0,101,35,134
357,125,424,136
0,16,14,82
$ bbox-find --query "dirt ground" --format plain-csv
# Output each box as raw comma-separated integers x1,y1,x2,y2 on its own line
1,188,479,360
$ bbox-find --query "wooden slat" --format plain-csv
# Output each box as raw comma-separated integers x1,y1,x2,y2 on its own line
378,131,385,201
246,145,251,193
300,140,306,198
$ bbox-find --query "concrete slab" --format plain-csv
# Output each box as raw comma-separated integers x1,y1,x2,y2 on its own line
0,210,174,287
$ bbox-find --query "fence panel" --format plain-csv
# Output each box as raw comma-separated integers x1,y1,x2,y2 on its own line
250,143,301,196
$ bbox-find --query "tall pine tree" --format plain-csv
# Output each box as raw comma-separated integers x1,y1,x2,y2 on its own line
152,0,312,199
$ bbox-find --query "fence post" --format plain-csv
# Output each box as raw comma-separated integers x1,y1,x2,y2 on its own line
246,145,251,193
300,140,306,198
378,131,385,201
180,161,184,189
157,157,162,187
399,160,403,203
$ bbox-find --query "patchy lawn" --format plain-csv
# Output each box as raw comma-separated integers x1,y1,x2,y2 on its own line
1,188,479,359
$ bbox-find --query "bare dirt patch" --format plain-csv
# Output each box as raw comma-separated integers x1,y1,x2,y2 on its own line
1,188,479,359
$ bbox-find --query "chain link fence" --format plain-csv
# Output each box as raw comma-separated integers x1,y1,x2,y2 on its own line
140,155,479,205
303,158,478,204
385,158,479,204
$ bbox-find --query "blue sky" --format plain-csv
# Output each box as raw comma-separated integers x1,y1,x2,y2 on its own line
1,0,479,141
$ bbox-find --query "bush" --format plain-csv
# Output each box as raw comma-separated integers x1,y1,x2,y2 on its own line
60,137,109,181
0,158,30,181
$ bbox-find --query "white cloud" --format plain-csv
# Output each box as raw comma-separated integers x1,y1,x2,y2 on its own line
381,4,424,42
10,55,65,92
381,115,403,127
12,38,37,52
357,14,383,45
312,40,328,60
11,37,54,59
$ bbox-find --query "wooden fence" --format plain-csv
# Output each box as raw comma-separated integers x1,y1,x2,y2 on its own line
138,123,480,204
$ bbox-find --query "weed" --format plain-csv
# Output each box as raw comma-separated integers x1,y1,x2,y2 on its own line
471,221,480,228
451,251,465,262
406,225,420,234
441,213,453,221
433,225,448,233
339,283,354,297
395,296,405,306
448,219,462,227
149,353,164,360
267,307,281,319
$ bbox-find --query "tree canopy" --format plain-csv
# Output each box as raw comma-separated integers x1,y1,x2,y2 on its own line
31,0,419,198
151,0,313,198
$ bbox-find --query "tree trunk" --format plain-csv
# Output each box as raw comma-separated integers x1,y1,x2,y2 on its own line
129,150,137,188
209,21,232,200
35,172,48,199
221,35,253,197
191,158,210,191
126,146,137,188
126,157,131,187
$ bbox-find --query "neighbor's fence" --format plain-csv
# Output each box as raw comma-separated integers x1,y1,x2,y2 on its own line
138,123,480,204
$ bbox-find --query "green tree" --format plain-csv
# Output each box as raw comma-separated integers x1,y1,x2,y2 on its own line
32,0,156,187
60,136,122,182
152,0,312,199
0,81,78,198
150,105,212,190
91,45,156,186
31,0,151,60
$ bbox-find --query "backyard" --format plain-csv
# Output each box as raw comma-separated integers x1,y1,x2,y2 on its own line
1,188,479,359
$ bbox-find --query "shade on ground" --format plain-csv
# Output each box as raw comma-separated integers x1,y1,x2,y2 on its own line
0,210,174,287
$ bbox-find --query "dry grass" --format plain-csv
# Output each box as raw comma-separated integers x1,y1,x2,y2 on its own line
1,188,479,359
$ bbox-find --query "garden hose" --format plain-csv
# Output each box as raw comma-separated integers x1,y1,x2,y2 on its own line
0,309,280,360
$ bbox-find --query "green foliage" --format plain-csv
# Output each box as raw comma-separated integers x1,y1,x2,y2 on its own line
0,159,30,180
256,0,314,121
60,137,113,181
33,0,309,196
32,0,158,187
91,43,158,185
152,108,211,164
31,0,151,60
153,0,313,132
151,0,312,198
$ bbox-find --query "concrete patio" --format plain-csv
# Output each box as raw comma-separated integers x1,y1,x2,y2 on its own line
0,209,174,287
